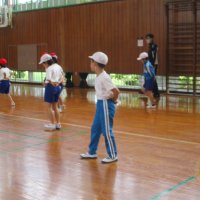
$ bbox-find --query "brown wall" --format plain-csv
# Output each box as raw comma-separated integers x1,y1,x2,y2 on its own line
0,0,167,75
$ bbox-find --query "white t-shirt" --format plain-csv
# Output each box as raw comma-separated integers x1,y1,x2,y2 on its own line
46,63,63,83
95,71,116,100
0,67,12,80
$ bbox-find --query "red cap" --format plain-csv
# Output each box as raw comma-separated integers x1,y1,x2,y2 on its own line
50,52,58,59
0,58,7,65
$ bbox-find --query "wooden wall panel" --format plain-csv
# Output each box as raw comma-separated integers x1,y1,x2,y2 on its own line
8,45,18,70
0,0,167,75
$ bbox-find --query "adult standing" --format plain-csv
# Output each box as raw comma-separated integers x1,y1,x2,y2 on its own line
145,33,160,99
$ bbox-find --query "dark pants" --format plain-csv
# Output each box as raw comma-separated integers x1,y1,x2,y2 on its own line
153,65,160,98
153,80,160,98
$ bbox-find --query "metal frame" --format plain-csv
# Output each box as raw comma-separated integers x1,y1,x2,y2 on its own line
166,0,200,95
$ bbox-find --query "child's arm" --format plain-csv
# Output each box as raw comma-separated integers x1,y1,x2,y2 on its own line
3,72,6,79
110,87,120,103
146,63,155,78
59,73,65,84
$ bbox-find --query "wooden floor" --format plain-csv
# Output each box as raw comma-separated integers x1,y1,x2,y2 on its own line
0,84,200,200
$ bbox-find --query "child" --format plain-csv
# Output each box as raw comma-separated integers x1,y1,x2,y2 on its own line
50,52,65,113
80,52,120,164
0,58,15,106
39,53,63,130
137,52,156,109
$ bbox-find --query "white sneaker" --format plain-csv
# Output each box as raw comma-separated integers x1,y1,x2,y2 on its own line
101,156,118,164
44,124,56,130
56,123,61,130
146,105,156,109
80,152,97,159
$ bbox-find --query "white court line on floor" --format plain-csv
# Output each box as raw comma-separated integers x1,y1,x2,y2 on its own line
0,112,200,146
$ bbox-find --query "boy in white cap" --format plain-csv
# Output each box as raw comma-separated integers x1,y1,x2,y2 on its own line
137,52,156,108
39,53,63,130
80,51,120,163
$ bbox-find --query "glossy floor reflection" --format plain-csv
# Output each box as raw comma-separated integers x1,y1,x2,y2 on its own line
0,84,199,200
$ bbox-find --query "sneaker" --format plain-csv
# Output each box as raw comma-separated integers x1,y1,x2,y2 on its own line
11,102,15,106
44,124,56,130
146,104,156,109
56,123,61,130
101,156,118,164
80,152,97,159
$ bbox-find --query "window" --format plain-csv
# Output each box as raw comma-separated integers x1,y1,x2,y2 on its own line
11,71,46,83
1,0,112,12
87,74,166,90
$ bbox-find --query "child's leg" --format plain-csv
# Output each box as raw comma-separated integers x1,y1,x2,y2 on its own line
47,103,55,124
144,91,155,105
58,85,64,108
58,97,63,107
7,94,15,106
5,81,15,106
52,102,60,124
89,108,102,155
101,100,117,159
153,80,160,99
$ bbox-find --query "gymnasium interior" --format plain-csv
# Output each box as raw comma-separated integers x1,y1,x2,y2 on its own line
0,0,199,199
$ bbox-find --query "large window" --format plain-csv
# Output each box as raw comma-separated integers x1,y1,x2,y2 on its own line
87,74,166,90
11,71,46,83
0,0,112,12
10,71,166,91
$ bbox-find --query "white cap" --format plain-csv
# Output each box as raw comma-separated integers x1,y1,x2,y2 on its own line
39,53,52,64
89,52,108,65
137,52,148,60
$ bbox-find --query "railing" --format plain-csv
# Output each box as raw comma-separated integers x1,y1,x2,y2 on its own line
167,76,200,95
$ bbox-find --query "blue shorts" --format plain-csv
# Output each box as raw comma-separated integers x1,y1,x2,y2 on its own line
143,78,154,91
0,80,10,94
44,83,61,103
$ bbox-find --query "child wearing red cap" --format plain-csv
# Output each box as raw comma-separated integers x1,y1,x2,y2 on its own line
0,58,15,106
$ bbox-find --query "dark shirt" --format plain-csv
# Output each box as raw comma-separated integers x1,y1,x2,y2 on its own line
148,42,158,66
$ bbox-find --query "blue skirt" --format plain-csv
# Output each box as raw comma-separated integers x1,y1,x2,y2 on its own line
143,78,154,91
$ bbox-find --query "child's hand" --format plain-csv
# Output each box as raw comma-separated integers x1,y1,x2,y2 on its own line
110,88,120,102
